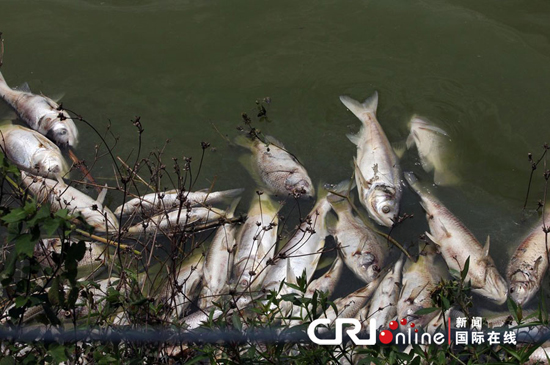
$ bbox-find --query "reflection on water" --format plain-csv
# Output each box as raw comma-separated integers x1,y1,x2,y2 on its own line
1,0,550,309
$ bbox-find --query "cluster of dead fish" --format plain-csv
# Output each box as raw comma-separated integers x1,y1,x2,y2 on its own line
0,67,549,337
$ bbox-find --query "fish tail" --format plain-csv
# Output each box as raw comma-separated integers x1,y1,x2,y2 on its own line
326,180,355,213
234,134,255,150
339,91,379,120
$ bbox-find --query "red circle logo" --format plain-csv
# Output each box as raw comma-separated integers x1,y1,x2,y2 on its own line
400,318,408,326
389,320,398,330
410,323,415,328
379,330,393,344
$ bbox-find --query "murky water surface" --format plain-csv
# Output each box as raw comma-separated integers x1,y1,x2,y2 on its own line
2,0,550,309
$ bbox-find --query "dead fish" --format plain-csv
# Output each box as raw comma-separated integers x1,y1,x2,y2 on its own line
198,222,237,309
0,71,78,148
364,255,405,331
157,250,204,319
114,187,244,217
328,188,386,284
397,250,441,328
126,205,230,236
0,124,68,178
235,134,314,198
406,172,508,305
407,116,458,186
340,92,402,227
319,274,383,324
21,172,119,233
231,193,279,292
262,191,331,292
507,213,550,306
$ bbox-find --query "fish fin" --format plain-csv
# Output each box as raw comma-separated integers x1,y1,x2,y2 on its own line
346,133,360,146
438,219,451,238
483,236,490,257
96,184,108,205
48,92,65,103
425,231,441,247
285,261,298,286
238,154,264,188
406,132,415,149
326,180,355,207
534,256,543,272
0,119,13,127
14,82,31,93
224,197,242,220
392,140,407,159
265,135,285,148
433,169,460,187
404,171,420,191
353,157,371,190
420,156,435,173
316,256,334,271
234,134,255,150
339,91,379,119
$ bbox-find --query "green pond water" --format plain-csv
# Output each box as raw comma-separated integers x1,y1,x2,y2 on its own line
1,0,550,309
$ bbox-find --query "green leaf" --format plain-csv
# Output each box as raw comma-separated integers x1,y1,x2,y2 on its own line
232,312,242,332
15,296,28,308
415,307,439,315
15,233,37,257
461,257,470,281
55,209,69,219
48,277,62,306
1,208,28,224
43,218,62,236
48,343,68,363
27,204,51,226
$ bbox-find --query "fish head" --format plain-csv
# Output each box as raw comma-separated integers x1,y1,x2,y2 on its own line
285,174,314,198
508,271,538,306
48,114,79,148
38,152,66,178
368,184,399,227
476,266,508,305
358,251,381,282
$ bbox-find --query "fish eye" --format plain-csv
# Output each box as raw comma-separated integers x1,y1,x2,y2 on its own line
509,287,515,293
382,206,391,214
58,129,67,135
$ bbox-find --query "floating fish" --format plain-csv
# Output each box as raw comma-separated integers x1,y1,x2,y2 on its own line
328,189,386,284
407,116,458,186
0,71,78,148
114,187,244,217
157,250,204,319
364,255,405,331
340,92,402,227
198,222,237,309
235,134,314,198
406,172,508,305
21,172,119,233
126,205,229,236
0,124,68,178
507,213,550,306
397,249,441,327
231,193,279,292
262,190,331,292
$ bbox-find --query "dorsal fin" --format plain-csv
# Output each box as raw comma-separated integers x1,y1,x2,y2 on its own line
14,82,31,93
483,236,490,257
97,184,108,205
265,135,285,148
353,157,371,189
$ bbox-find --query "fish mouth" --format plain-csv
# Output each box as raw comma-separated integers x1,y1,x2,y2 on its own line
475,271,508,305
